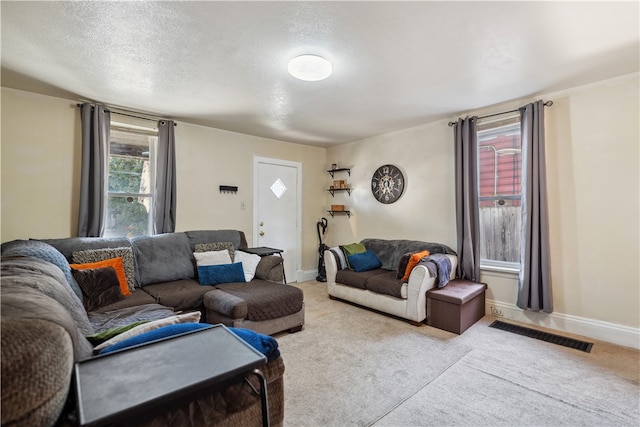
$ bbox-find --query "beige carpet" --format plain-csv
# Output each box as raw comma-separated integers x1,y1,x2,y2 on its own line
276,281,640,427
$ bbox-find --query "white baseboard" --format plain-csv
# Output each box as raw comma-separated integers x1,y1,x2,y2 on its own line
486,299,640,350
296,269,319,283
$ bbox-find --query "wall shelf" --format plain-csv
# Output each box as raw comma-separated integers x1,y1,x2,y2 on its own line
328,188,352,197
327,210,351,218
327,167,351,178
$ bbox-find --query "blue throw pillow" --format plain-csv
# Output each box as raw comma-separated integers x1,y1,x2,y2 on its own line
99,323,211,355
347,250,382,272
198,262,246,285
229,327,281,362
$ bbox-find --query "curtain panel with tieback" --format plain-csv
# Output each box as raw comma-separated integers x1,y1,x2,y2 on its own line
154,120,177,234
517,100,553,313
454,117,481,282
78,103,110,237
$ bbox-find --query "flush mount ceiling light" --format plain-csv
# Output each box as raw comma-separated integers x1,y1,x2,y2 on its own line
288,55,332,81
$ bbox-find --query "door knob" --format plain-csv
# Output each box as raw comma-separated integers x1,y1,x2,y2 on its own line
259,221,264,226
259,231,265,236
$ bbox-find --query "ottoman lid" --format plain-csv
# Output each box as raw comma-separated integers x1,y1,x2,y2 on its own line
428,280,486,305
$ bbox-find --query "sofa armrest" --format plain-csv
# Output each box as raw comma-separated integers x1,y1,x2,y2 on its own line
404,254,458,321
254,255,284,283
405,265,436,321
324,250,338,294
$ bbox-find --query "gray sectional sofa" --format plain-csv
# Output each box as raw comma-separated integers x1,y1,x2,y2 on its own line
325,238,458,325
0,229,302,426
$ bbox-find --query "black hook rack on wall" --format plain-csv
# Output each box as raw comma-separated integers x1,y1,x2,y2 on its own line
219,185,238,194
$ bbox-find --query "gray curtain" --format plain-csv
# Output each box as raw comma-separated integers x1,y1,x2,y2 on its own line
153,120,177,234
78,103,110,237
517,101,553,312
454,117,480,281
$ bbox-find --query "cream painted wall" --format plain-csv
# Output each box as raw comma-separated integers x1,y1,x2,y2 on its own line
326,73,640,333
174,121,326,272
1,89,81,238
2,73,638,337
1,88,326,272
323,120,456,249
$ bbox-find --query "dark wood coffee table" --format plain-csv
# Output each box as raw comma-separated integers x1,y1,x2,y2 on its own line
74,324,269,426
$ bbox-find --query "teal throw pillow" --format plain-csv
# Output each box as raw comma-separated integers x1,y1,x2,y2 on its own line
347,250,382,272
198,262,246,285
340,243,367,269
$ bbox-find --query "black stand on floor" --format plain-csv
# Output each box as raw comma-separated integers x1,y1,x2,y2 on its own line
316,218,328,282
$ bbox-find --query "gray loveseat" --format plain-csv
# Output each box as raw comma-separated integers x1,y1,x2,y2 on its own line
325,238,458,325
0,230,301,426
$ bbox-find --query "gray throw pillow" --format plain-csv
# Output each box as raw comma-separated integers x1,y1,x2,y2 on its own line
72,247,136,291
131,233,195,286
71,267,125,312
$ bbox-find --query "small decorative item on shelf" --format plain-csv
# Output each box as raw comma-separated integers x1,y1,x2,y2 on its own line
331,163,337,170
333,180,347,189
331,204,345,211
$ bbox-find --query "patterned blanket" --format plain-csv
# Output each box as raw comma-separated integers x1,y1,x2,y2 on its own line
418,253,452,288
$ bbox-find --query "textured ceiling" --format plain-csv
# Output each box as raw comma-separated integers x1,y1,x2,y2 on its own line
2,1,638,146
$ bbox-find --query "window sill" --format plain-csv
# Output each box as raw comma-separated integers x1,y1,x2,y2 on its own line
480,263,520,276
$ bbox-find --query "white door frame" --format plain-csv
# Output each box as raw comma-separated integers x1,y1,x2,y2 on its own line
253,156,302,282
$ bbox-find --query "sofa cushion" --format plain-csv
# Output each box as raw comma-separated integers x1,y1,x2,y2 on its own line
90,289,157,313
36,236,132,263
185,230,247,251
254,255,284,282
131,233,195,286
335,268,387,290
1,318,74,427
397,251,416,279
347,250,382,272
194,242,235,260
71,267,126,312
1,256,95,337
71,247,136,291
361,239,456,270
1,283,94,360
365,270,406,299
70,257,131,297
142,279,214,311
340,243,367,269
198,263,246,285
234,251,261,281
211,281,303,322
400,250,430,282
1,240,84,300
329,247,347,270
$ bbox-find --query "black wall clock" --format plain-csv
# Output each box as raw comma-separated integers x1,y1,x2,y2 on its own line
371,164,404,204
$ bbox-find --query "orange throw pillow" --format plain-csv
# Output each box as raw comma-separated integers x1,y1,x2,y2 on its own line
401,250,430,282
70,257,131,296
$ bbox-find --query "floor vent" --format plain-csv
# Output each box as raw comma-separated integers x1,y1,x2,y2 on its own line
489,320,593,353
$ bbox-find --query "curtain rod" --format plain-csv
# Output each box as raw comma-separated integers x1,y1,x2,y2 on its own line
447,100,553,127
76,103,177,126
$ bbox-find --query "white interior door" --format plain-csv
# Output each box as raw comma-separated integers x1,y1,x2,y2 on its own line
254,157,301,283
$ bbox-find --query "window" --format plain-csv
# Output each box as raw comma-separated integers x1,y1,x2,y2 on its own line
477,116,522,269
104,123,157,238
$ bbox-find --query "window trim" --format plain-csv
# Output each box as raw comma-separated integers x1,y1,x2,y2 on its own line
476,117,522,271
105,125,157,237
